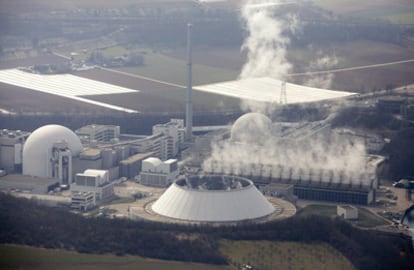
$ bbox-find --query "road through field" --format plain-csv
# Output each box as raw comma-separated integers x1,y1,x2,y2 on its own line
288,58,414,77
98,67,186,89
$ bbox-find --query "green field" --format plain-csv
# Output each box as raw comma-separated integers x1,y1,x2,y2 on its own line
117,51,239,86
0,0,194,14
0,241,357,270
0,244,233,270
354,207,390,228
297,204,389,228
220,240,356,270
297,204,338,218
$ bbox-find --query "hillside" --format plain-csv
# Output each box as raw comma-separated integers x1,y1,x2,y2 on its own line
0,193,412,270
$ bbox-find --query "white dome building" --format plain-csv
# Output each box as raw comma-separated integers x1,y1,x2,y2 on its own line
152,175,275,222
231,112,272,143
23,125,83,185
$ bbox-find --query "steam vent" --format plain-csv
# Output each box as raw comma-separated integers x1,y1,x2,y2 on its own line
152,175,275,222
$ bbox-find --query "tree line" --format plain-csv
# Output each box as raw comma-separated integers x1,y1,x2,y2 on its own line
0,193,413,269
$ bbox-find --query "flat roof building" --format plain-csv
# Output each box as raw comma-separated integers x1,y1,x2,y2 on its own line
139,157,179,187
0,129,30,173
76,124,120,143
71,169,115,209
0,174,59,194
337,205,359,220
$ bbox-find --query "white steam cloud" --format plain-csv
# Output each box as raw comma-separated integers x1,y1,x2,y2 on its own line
238,0,300,113
202,126,372,185
198,1,371,186
305,50,339,89
239,0,298,80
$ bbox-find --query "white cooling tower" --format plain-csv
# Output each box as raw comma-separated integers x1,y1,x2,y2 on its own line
152,175,275,222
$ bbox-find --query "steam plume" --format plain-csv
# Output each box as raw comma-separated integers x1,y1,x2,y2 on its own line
305,51,338,89
239,0,297,80
199,1,371,186
202,128,372,185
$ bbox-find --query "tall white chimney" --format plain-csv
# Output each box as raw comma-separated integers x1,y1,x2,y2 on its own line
185,23,193,141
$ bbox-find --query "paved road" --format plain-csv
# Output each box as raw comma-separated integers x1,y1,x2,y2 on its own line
289,59,414,77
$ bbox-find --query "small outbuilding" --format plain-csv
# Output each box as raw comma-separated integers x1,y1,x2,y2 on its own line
337,205,359,220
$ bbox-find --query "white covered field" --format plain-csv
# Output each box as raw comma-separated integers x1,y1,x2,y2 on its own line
0,69,356,113
194,77,356,104
0,69,139,113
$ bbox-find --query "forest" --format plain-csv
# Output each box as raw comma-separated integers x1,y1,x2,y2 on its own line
0,193,412,270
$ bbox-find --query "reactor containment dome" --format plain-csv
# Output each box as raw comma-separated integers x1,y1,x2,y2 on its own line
23,124,83,178
231,112,272,143
152,175,275,222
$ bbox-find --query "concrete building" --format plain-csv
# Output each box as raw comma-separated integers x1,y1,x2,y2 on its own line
0,174,59,194
75,124,120,143
295,183,374,205
119,152,154,179
139,157,179,187
337,205,359,220
152,119,185,159
260,183,295,200
71,191,95,211
71,169,115,210
186,113,382,205
0,129,30,173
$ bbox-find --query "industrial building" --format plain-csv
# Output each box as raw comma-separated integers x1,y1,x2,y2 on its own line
75,124,120,143
152,175,275,222
0,129,30,173
0,174,59,194
0,118,186,206
185,112,383,205
152,119,185,159
20,119,185,185
139,157,179,187
119,152,155,179
71,169,115,210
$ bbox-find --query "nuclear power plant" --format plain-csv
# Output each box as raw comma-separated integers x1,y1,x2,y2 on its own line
0,23,388,225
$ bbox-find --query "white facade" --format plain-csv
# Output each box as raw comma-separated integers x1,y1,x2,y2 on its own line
71,191,95,211
75,169,109,187
71,169,114,207
337,205,359,220
76,125,120,142
152,177,275,222
139,157,179,187
152,119,185,159
22,125,83,184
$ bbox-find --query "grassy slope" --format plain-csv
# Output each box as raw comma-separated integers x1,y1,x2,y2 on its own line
297,204,389,228
0,244,233,270
220,240,356,270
